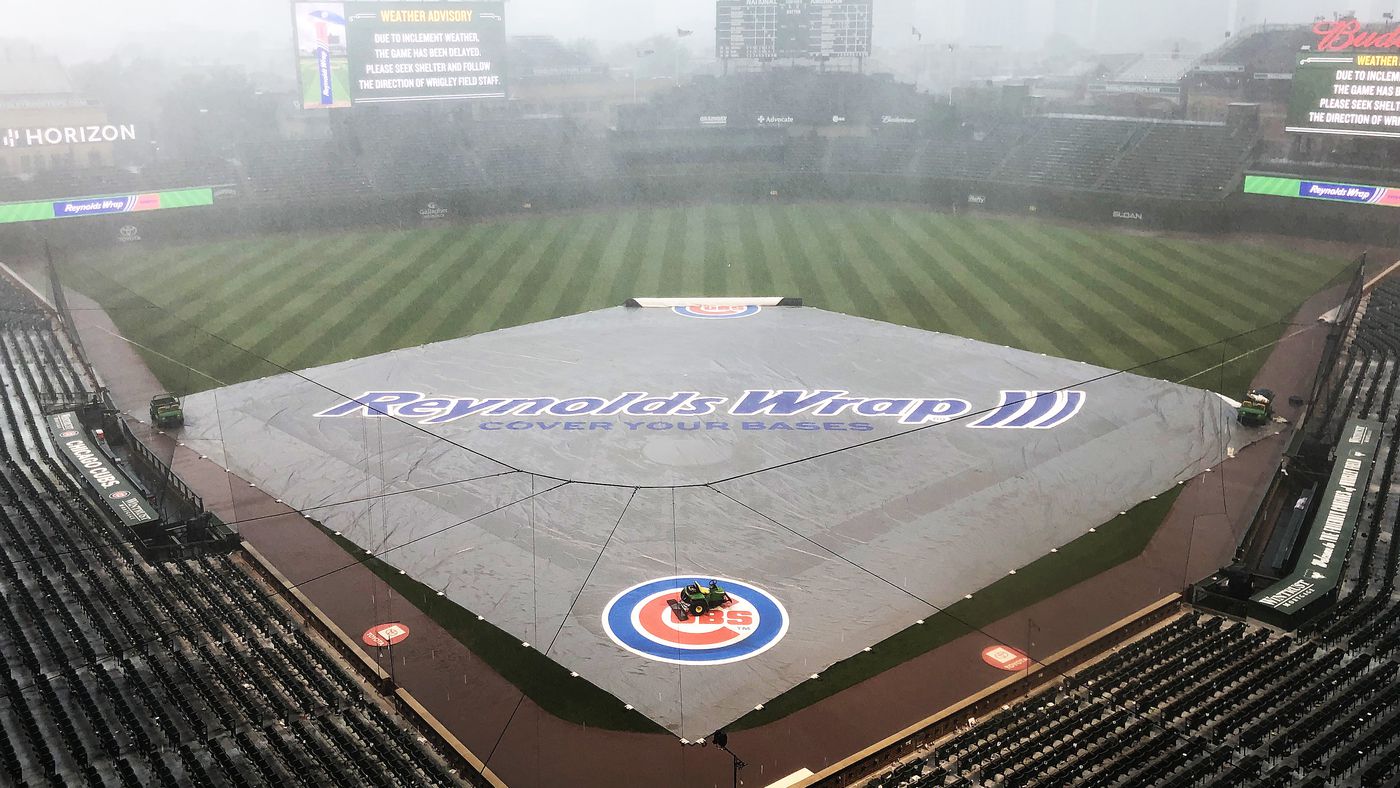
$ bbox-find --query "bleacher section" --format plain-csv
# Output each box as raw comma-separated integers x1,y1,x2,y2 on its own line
861,279,1400,788
0,276,467,786
1112,54,1196,85
992,116,1144,190
1099,122,1254,200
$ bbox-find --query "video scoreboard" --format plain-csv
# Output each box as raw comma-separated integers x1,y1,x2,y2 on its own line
293,1,506,109
1287,52,1400,138
716,0,872,60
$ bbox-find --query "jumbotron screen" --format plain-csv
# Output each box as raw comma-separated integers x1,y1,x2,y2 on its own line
293,1,505,109
716,0,873,60
1287,52,1400,138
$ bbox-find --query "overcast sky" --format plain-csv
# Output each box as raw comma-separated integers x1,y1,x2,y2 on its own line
8,0,1398,65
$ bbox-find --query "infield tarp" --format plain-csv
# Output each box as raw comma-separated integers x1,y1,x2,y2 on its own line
172,305,1263,739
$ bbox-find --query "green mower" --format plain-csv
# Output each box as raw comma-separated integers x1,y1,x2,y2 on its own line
1237,388,1274,428
667,580,733,620
149,393,184,428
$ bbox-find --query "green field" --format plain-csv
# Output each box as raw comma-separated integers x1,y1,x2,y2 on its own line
71,203,1351,398
65,202,1355,730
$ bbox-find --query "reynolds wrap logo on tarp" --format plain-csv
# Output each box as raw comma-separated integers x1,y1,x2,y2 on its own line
315,389,1087,430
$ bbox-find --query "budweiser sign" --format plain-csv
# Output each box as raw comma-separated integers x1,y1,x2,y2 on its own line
1314,19,1400,51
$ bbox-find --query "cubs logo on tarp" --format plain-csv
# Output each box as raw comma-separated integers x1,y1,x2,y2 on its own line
673,305,760,319
603,576,787,665
108,490,131,500
58,430,79,438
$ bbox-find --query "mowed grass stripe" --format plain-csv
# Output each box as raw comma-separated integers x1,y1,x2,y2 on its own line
201,232,375,339
593,209,652,307
819,207,923,328
1089,234,1283,329
713,203,755,296
461,215,576,333
989,221,1198,366
843,207,978,336
902,213,1065,355
419,219,535,342
116,235,296,340
230,229,426,353
537,212,624,320
1137,237,1312,323
277,228,462,370
763,206,833,308
756,202,817,305
789,206,890,321
1036,226,1240,344
733,204,778,296
628,207,682,301
509,213,616,327
703,204,738,295
948,218,1147,368
377,223,501,349
879,208,1010,346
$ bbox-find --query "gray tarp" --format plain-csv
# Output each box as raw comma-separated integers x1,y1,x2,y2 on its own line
176,305,1259,739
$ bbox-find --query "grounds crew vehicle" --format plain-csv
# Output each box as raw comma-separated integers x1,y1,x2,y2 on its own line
668,580,734,620
149,394,184,428
1237,388,1274,427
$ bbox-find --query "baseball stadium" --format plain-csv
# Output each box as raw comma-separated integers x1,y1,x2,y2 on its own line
5,5,1400,788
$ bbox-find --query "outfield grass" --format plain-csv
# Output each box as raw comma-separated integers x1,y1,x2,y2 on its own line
64,202,1355,730
68,203,1352,398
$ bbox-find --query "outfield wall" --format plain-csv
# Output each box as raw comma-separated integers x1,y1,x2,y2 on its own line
3,167,1397,253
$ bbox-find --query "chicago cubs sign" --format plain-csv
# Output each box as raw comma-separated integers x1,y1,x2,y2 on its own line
673,304,760,319
602,576,788,665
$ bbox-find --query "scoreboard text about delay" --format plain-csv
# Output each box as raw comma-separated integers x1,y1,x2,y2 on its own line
293,1,505,109
1287,53,1400,138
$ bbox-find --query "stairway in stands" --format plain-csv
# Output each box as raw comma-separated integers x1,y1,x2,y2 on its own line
0,275,468,787
868,281,1400,787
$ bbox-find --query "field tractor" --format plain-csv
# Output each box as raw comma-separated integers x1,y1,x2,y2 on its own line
149,394,184,428
667,580,733,620
1237,388,1274,428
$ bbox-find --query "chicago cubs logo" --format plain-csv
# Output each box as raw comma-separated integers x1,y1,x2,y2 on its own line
602,576,787,665
673,304,760,319
58,430,79,438
108,490,131,500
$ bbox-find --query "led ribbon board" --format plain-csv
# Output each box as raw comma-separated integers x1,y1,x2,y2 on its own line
1243,174,1400,207
0,188,215,224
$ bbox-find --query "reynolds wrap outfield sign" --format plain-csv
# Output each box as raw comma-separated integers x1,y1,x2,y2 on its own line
1252,418,1382,615
1244,174,1400,207
47,413,158,527
0,188,214,225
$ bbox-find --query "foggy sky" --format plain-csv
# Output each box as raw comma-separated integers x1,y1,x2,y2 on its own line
8,0,1400,66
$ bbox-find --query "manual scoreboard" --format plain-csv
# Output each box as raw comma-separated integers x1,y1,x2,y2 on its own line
716,0,872,60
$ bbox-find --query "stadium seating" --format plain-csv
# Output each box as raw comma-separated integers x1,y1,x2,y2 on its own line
1099,122,1255,200
0,277,466,786
860,279,1400,786
991,116,1145,190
